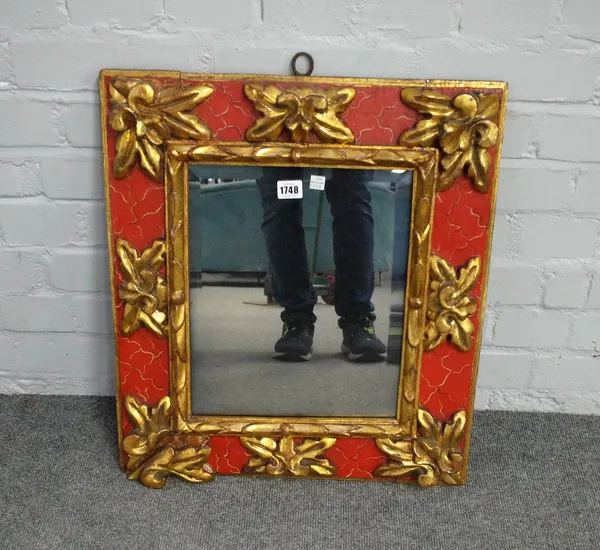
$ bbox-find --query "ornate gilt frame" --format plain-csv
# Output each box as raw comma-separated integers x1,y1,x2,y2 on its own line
100,70,507,488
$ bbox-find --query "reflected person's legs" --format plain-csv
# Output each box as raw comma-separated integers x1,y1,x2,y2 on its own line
326,169,386,362
257,168,316,361
326,169,375,319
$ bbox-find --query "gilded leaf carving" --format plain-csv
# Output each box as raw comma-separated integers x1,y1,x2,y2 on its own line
244,84,355,143
375,409,467,487
109,78,213,181
116,239,167,338
179,142,434,169
123,395,214,488
165,153,189,430
399,88,499,192
241,435,336,477
138,444,214,489
424,255,480,352
123,395,171,468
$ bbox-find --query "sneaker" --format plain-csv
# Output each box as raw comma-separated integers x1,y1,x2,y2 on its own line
274,319,314,361
340,316,386,362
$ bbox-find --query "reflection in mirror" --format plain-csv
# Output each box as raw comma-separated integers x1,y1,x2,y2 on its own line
189,165,413,417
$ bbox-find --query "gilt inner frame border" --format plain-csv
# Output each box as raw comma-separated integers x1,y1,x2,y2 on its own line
165,142,437,439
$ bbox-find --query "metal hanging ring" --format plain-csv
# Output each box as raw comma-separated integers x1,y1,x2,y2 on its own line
291,52,314,77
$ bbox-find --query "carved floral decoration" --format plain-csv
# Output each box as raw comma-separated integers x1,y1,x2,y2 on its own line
123,395,214,488
116,239,167,338
399,88,500,192
424,255,481,352
109,78,213,181
240,435,336,477
123,395,171,470
375,409,467,487
244,84,356,144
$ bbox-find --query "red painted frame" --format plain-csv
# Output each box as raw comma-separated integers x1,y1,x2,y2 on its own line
100,70,507,483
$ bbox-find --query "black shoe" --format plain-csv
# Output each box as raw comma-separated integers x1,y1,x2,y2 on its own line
340,316,386,362
274,320,314,361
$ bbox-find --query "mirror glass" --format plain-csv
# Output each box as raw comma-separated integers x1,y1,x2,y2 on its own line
188,165,413,417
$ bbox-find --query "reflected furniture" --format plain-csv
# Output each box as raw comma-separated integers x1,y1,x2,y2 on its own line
188,179,400,276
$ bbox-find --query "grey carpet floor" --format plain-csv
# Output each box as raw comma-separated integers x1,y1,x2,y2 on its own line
1,395,599,550
189,284,402,417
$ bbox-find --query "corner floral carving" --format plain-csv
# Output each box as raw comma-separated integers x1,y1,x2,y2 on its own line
123,395,171,470
424,255,480,352
375,409,466,487
123,395,214,488
399,88,499,193
116,239,167,338
135,442,214,489
240,435,336,477
244,84,355,144
109,78,213,182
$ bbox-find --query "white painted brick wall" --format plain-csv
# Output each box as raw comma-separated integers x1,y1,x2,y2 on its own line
494,310,571,349
0,0,599,413
41,154,104,200
587,276,600,309
1,295,79,332
167,0,261,31
0,161,41,197
544,271,589,308
419,49,600,102
573,168,600,214
0,43,11,85
501,111,533,158
5,333,114,394
0,251,46,292
487,264,543,306
496,166,573,212
489,216,511,258
519,217,598,259
476,352,533,389
460,0,556,39
0,100,58,145
62,103,101,148
570,315,600,350
562,0,600,41
48,249,109,292
537,112,600,162
533,358,599,392
66,0,163,30
0,1,68,30
11,35,212,91
0,201,90,246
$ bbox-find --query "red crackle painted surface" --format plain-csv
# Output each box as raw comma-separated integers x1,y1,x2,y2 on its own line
344,86,418,144
103,75,174,438
207,437,250,474
206,436,388,479
420,162,497,421
190,80,419,145
103,72,504,476
410,86,502,422
326,438,388,479
191,80,256,141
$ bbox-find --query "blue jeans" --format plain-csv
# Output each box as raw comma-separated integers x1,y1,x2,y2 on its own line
257,168,375,324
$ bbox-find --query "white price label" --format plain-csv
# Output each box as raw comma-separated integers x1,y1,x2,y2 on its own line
309,175,326,191
277,180,303,199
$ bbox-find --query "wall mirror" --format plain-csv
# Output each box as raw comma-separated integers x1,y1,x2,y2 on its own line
100,67,507,488
188,163,414,418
